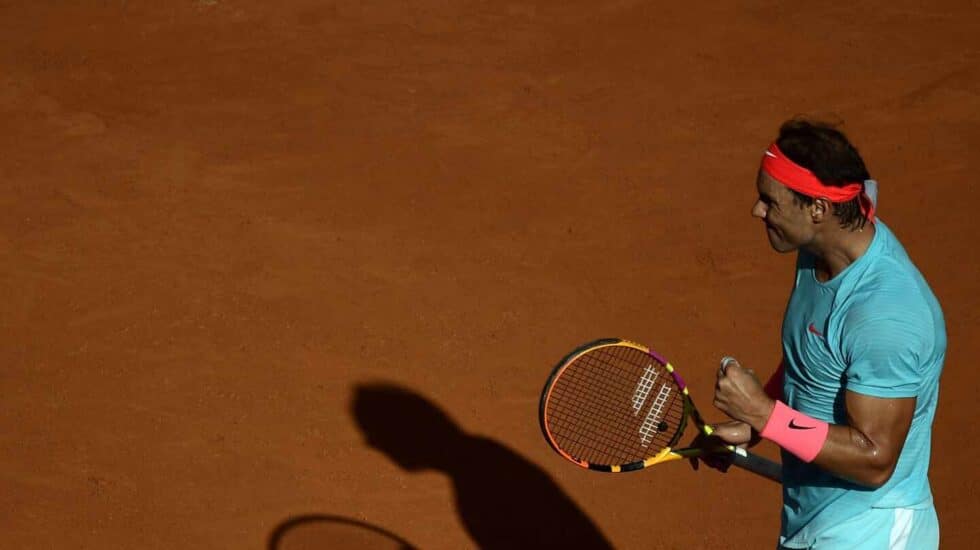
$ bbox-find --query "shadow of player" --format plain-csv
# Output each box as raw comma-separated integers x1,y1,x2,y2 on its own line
351,382,614,549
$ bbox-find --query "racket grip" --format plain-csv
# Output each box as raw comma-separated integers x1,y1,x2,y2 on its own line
730,447,782,483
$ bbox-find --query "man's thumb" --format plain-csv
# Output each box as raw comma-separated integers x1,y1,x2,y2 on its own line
720,356,741,374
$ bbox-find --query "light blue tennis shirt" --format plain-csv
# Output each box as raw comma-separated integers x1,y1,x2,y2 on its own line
778,220,946,546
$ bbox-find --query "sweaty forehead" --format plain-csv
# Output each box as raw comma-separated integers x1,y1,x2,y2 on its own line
756,170,789,198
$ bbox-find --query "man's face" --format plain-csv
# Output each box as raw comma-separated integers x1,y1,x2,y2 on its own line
751,171,815,253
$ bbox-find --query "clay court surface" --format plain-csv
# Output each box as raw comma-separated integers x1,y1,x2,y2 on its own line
2,1,978,548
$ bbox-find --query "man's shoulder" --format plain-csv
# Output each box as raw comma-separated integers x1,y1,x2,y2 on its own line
841,280,933,335
839,251,937,339
852,260,923,301
848,226,932,310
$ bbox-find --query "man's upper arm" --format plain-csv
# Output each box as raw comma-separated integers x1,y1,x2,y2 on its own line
836,295,927,476
843,390,915,467
842,296,929,399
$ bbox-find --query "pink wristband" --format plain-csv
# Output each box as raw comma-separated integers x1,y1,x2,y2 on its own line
760,400,829,463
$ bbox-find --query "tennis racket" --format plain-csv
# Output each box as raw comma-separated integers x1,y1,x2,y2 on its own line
539,338,782,482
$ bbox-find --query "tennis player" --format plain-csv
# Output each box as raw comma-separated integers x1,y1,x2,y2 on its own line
707,119,946,549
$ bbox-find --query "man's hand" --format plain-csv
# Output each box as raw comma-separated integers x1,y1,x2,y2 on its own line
710,420,757,446
713,358,776,432
688,420,758,473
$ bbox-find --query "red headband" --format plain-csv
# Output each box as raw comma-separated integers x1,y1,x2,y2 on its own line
761,143,875,221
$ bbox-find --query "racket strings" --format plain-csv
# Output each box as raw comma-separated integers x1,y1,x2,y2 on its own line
550,375,646,461
548,350,680,463
545,345,687,466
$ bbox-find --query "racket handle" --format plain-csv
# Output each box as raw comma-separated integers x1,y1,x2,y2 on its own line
730,446,783,483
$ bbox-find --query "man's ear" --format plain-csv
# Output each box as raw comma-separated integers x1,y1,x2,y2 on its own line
811,197,832,223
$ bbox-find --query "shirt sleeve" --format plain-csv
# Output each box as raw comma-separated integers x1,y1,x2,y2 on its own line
763,360,785,400
841,299,929,399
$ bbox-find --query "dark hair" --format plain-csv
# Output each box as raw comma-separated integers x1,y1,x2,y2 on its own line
776,118,871,230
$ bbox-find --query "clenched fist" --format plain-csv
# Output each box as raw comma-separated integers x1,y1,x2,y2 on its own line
713,357,776,432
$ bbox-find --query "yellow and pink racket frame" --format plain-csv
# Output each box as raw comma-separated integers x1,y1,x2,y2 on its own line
540,338,782,483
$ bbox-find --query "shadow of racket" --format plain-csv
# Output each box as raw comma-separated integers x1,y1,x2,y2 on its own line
268,514,419,550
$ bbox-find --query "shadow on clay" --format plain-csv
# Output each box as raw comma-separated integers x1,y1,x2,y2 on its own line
267,513,418,549
347,382,614,549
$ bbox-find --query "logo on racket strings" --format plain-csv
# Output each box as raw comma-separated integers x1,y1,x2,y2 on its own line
631,365,658,414
634,364,671,447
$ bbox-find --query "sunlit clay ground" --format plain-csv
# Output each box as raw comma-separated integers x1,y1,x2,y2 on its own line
2,2,977,548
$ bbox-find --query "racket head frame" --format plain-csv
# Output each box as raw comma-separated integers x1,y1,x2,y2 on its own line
539,338,700,472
